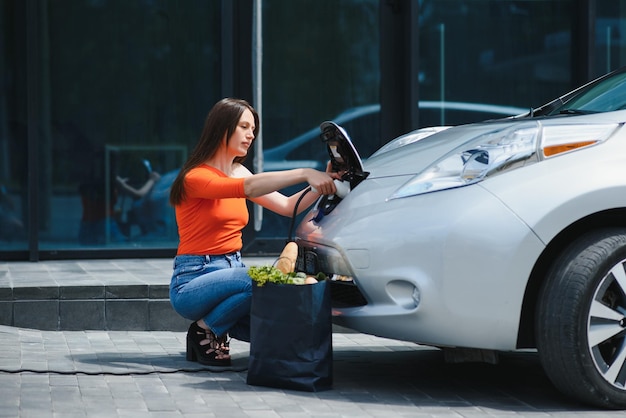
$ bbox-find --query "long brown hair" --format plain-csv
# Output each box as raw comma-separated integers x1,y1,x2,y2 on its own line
169,98,259,206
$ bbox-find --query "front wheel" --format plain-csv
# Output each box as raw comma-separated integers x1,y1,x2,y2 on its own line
537,228,626,409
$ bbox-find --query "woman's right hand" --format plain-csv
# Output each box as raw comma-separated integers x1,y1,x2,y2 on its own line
306,169,337,196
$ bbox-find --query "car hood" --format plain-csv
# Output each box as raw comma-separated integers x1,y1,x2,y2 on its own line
318,119,509,181
362,109,626,179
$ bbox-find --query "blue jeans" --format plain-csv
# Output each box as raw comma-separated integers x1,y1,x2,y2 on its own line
169,252,251,342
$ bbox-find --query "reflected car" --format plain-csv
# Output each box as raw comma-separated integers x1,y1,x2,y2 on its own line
295,66,626,408
263,101,527,172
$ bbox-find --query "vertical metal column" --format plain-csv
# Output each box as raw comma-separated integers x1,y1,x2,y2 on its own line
252,0,264,231
379,0,419,147
572,0,595,84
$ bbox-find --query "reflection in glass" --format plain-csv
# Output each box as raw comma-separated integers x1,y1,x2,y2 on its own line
255,0,380,247
38,1,221,250
595,0,626,75
0,0,28,251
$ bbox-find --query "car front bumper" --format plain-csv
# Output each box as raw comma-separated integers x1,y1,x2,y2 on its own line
296,177,546,350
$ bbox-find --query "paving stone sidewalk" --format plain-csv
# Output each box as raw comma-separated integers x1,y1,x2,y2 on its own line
0,325,622,418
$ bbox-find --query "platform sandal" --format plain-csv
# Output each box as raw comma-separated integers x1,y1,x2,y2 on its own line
186,322,232,366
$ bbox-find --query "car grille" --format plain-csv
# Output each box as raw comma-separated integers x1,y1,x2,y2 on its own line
330,280,368,308
296,245,368,307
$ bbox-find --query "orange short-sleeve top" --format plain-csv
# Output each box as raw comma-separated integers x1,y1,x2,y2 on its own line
175,165,247,255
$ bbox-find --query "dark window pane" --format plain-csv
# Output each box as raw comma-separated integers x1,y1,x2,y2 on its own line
0,0,28,251
595,0,626,75
419,0,573,121
255,0,380,244
42,1,220,249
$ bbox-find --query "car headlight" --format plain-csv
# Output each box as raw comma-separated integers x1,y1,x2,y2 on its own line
388,122,620,200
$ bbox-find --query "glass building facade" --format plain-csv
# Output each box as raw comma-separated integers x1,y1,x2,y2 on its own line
2,0,625,261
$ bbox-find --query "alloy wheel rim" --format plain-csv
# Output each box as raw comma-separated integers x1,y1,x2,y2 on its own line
587,258,626,389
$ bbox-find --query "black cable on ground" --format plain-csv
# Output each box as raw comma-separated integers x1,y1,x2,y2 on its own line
0,367,246,376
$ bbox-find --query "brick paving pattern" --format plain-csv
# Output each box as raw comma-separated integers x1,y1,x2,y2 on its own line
0,326,622,417
0,258,624,417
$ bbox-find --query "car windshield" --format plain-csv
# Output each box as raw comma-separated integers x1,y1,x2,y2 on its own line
544,70,626,116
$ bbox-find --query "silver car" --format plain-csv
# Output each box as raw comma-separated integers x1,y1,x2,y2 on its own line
295,67,626,408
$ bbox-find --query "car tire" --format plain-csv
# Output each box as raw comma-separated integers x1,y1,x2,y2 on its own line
536,228,626,409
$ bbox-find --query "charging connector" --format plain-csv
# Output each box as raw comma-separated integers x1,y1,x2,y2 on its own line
333,179,350,199
311,179,350,199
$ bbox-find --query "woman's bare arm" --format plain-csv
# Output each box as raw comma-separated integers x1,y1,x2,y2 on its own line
235,165,337,198
232,164,338,216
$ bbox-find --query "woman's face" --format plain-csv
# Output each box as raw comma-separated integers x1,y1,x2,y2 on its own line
226,109,256,158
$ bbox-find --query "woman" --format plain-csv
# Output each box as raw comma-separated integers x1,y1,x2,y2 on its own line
169,98,339,366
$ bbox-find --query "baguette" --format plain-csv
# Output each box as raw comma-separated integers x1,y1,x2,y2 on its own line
275,241,298,274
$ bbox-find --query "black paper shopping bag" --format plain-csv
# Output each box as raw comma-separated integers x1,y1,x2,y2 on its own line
247,279,333,392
